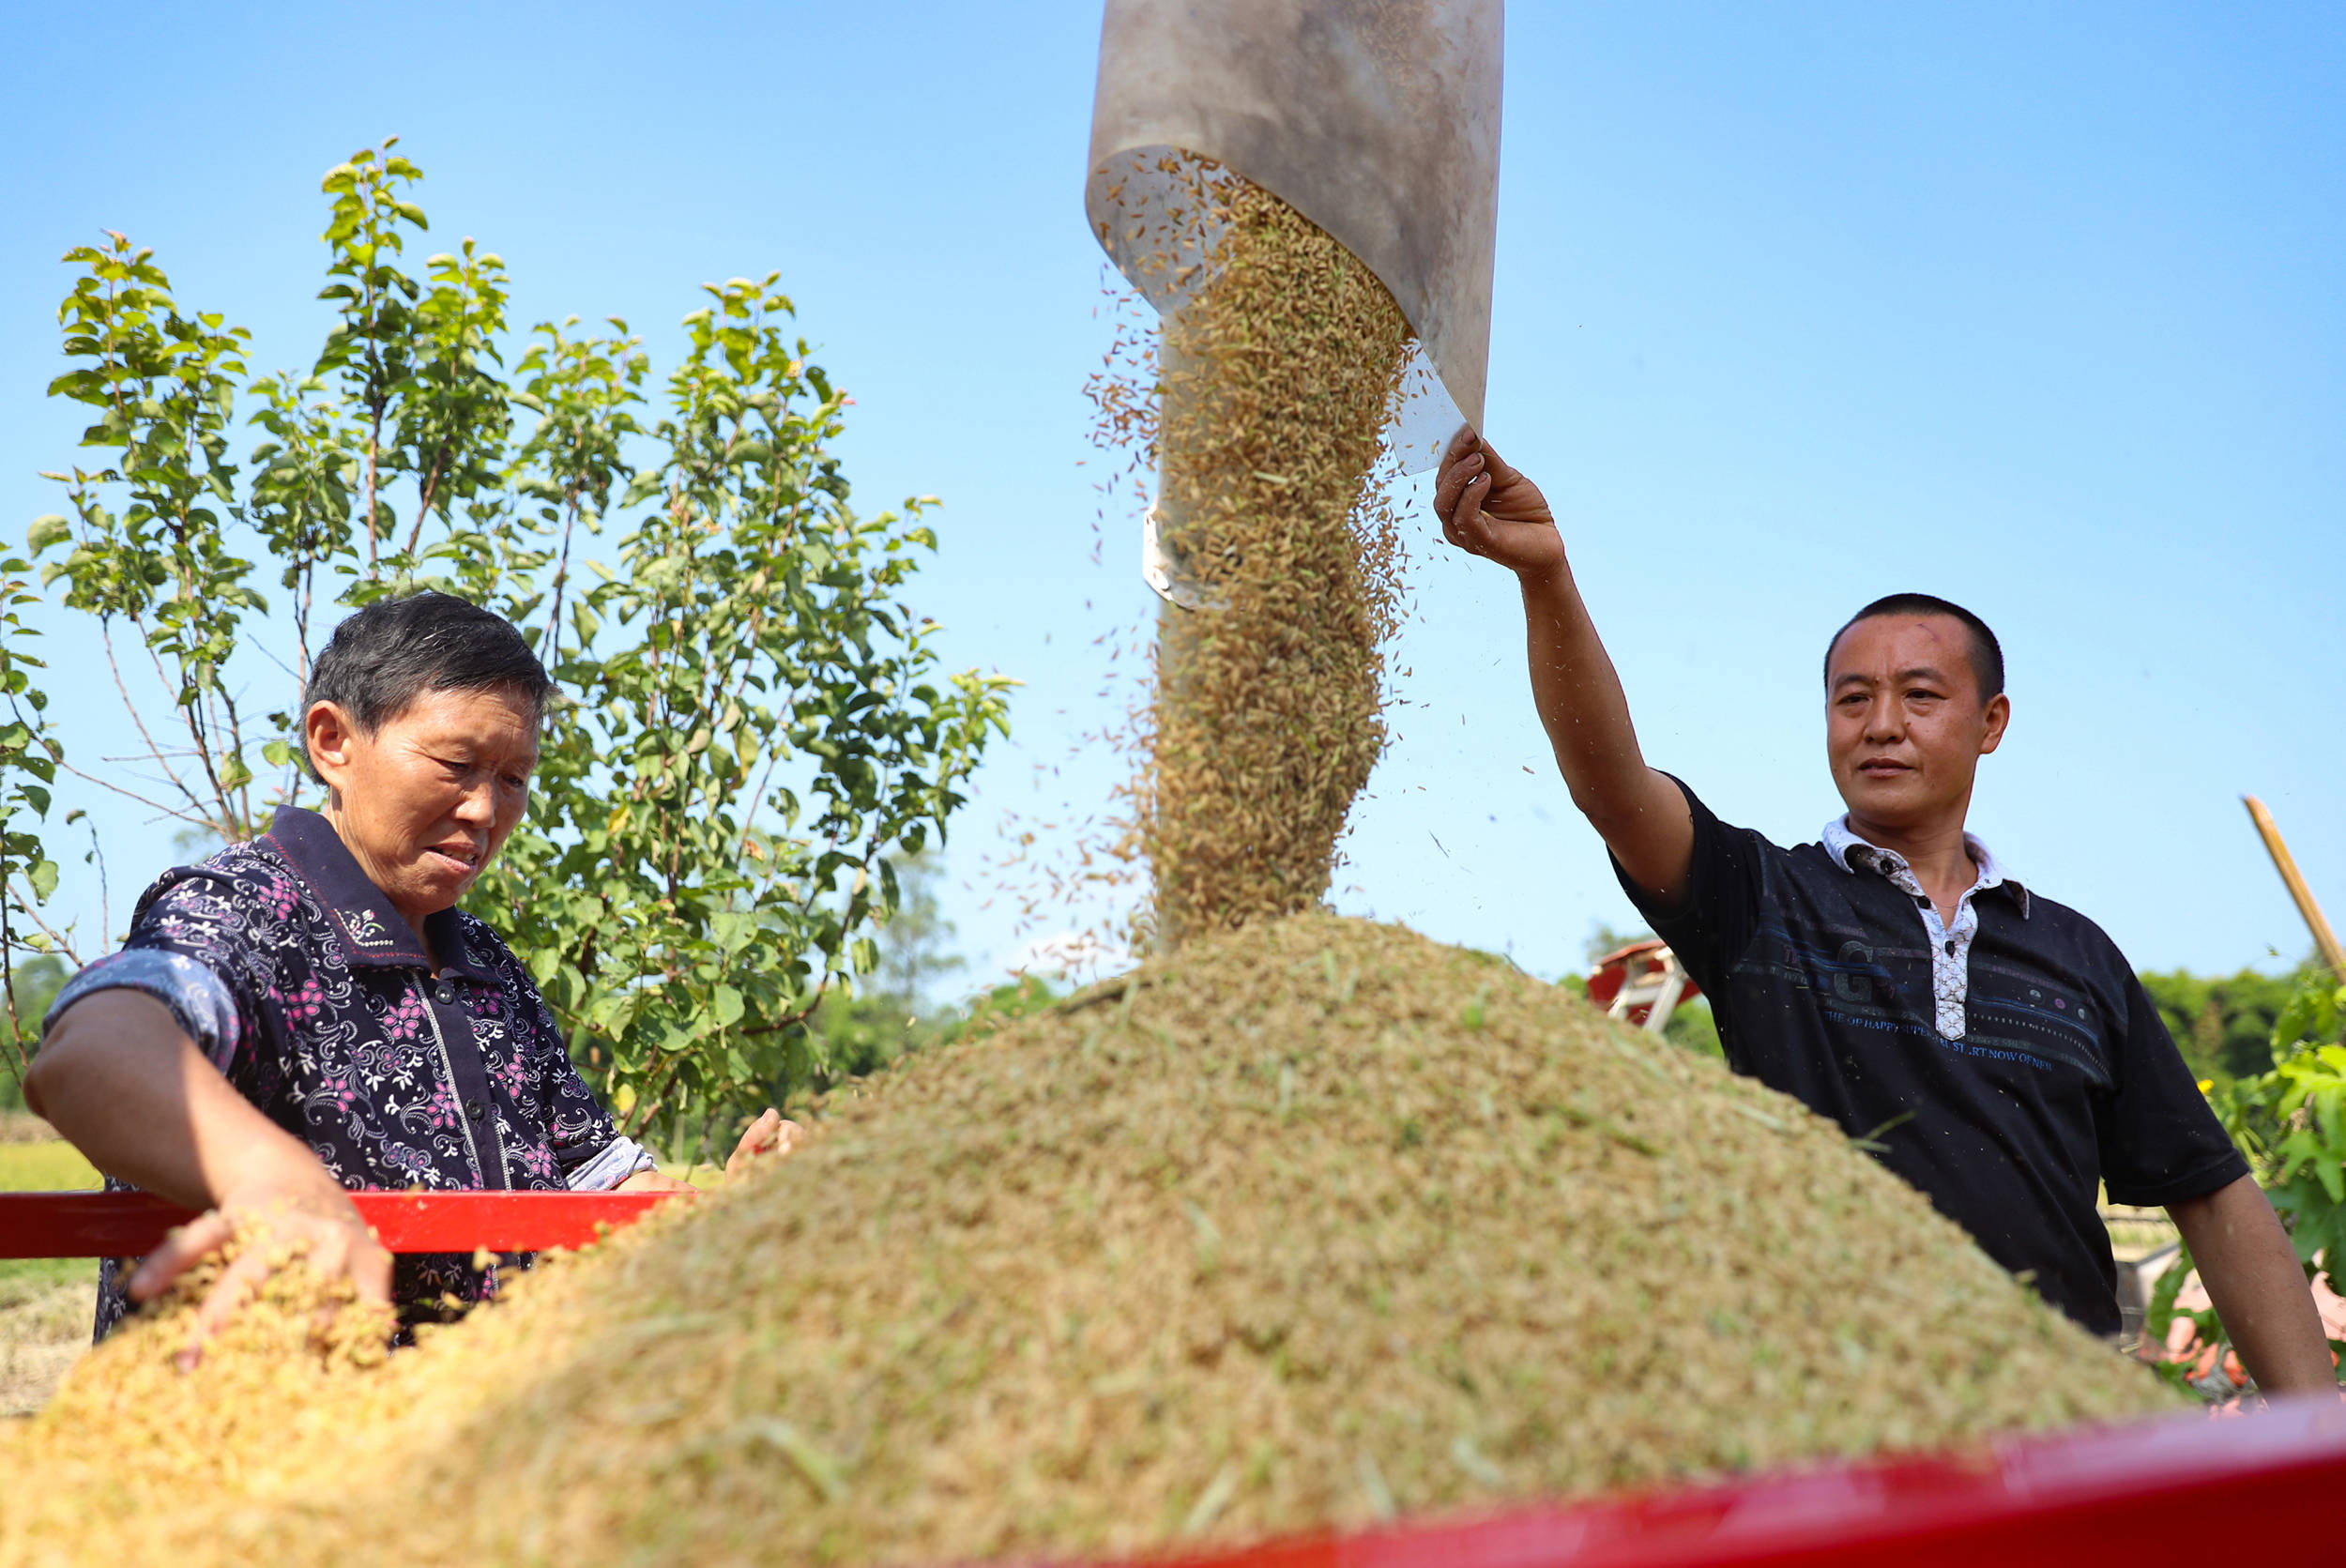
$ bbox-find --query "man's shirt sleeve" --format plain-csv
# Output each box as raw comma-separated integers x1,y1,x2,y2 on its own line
1607,773,1763,997
2095,966,2249,1208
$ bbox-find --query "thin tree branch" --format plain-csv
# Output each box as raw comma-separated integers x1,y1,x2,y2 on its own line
405,440,451,556
0,865,22,1083
218,683,252,834
541,477,584,657
54,757,218,830
85,816,111,950
4,882,84,969
99,627,204,814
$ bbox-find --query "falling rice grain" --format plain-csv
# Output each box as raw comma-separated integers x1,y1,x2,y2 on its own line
1143,172,1412,944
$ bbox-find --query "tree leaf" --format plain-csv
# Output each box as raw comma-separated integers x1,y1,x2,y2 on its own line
28,198,1012,1166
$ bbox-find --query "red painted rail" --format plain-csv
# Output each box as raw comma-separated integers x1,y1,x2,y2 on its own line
1152,1397,2346,1568
0,1188,678,1257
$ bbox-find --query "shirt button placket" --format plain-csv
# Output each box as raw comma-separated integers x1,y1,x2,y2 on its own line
438,978,478,1124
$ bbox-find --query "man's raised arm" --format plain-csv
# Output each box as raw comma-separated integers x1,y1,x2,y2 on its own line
1434,427,1694,904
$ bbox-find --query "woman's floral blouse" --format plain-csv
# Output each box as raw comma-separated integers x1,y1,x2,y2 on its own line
45,806,655,1338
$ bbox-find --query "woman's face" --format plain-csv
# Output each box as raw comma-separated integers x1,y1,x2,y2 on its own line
304,685,540,930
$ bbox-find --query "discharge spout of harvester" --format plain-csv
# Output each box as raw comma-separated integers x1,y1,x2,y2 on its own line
1085,0,1503,948
1087,0,1503,487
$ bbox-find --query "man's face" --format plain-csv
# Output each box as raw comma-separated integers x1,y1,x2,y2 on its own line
1825,614,2009,833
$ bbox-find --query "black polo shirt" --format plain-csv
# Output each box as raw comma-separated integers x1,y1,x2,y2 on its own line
1613,778,2246,1334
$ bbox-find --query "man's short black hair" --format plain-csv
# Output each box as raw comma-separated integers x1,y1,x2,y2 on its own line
1823,592,2004,702
303,591,555,743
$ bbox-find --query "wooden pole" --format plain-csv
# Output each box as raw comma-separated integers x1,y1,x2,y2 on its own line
2243,795,2346,980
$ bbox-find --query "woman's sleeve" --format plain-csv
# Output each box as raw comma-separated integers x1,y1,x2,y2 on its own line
41,868,277,1073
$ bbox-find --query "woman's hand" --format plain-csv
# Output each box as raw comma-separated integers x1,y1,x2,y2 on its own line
611,1109,804,1195
1433,425,1563,580
29,989,394,1367
129,1165,392,1370
724,1106,805,1180
615,1166,696,1193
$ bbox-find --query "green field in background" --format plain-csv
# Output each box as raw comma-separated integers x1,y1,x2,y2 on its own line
0,1141,101,1192
0,1256,89,1304
0,1143,101,1310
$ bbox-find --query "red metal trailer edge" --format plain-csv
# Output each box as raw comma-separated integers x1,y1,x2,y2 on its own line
1140,1398,2346,1568
0,1188,679,1256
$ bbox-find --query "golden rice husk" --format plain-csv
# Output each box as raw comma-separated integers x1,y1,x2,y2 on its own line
0,914,2174,1567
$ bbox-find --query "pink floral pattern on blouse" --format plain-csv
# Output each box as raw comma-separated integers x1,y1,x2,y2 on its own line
50,807,636,1340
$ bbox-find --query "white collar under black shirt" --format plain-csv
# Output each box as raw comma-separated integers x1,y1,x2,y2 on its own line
1821,816,2031,1043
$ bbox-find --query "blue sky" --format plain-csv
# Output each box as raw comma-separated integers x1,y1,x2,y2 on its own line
3,1,2339,989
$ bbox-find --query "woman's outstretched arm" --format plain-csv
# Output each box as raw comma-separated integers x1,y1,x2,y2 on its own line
28,990,390,1361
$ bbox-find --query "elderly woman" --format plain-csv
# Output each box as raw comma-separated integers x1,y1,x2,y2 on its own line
25,592,797,1351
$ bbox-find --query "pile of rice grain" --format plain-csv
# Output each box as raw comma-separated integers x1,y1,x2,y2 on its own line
1,914,2173,1567
1143,175,1412,944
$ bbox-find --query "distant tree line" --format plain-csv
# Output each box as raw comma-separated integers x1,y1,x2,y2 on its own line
2140,961,2337,1084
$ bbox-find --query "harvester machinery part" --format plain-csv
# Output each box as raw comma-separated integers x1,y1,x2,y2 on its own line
1086,0,1503,607
1586,937,1702,1034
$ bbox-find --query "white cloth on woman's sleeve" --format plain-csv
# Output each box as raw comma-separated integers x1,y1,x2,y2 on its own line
565,1134,661,1191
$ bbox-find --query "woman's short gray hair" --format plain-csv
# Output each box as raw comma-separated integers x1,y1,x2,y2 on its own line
302,592,555,748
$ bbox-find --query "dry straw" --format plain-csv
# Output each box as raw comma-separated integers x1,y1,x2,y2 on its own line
3,915,2172,1567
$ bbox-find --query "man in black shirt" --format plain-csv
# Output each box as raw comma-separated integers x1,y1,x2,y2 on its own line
1434,427,2334,1393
